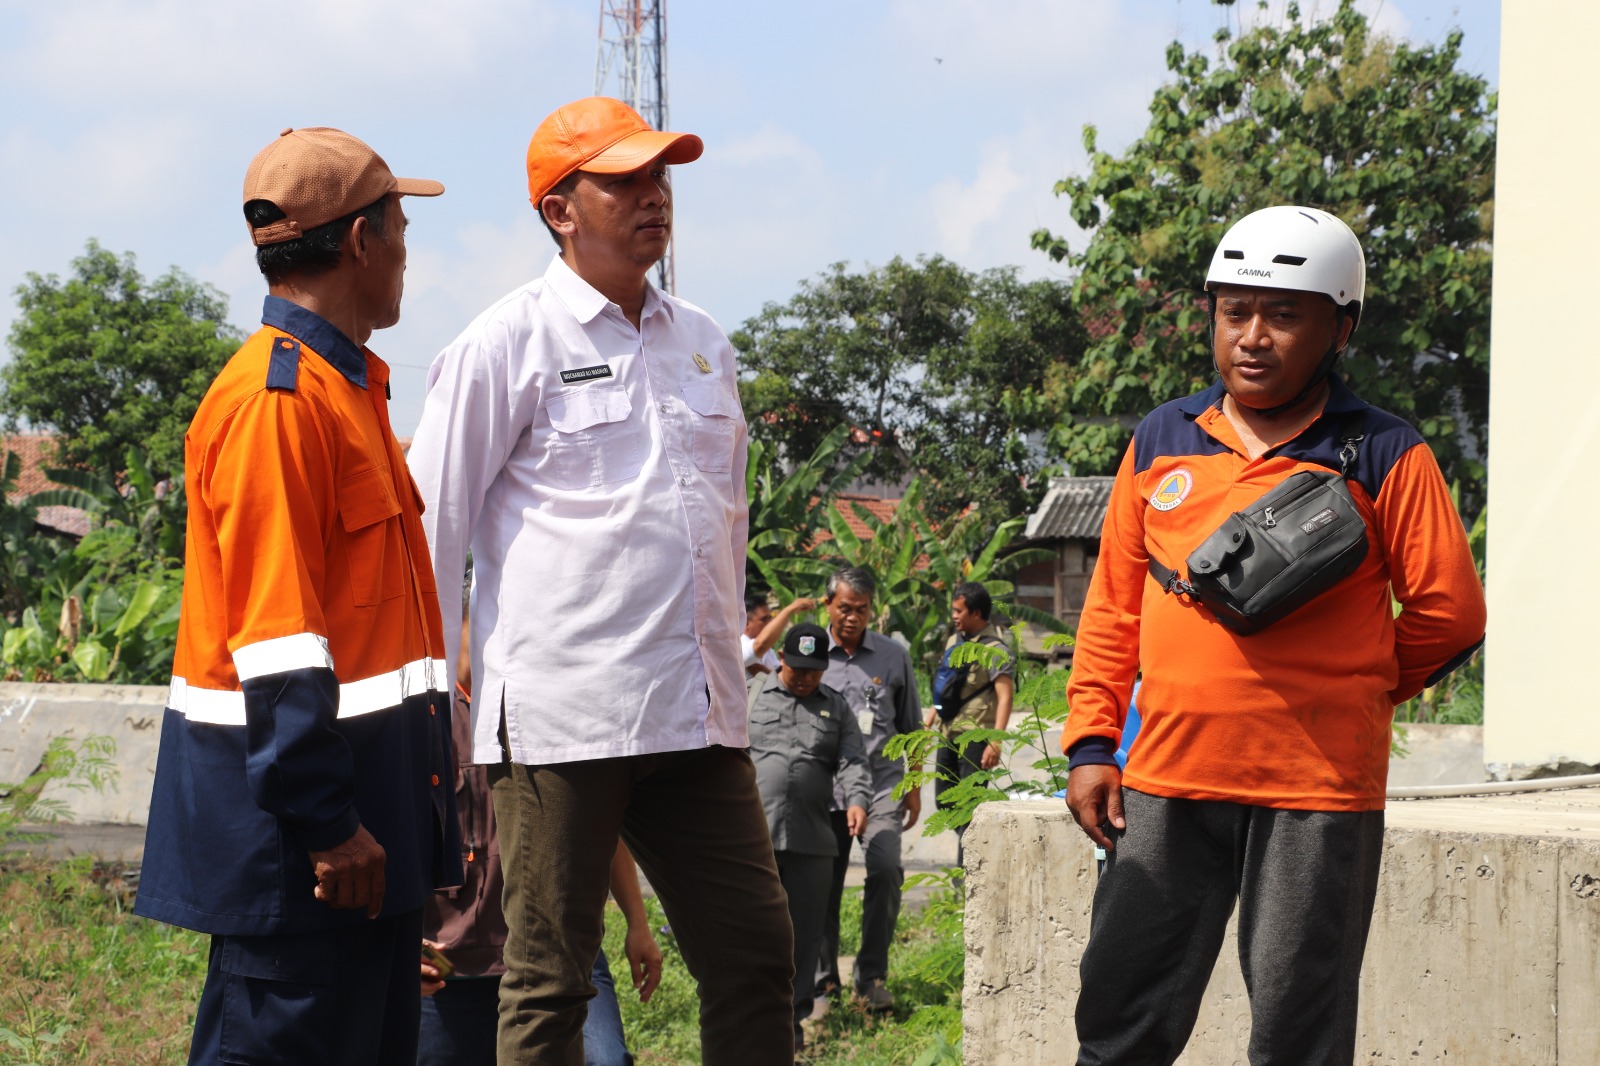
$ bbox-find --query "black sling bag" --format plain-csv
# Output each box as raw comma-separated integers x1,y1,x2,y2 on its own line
1147,411,1368,636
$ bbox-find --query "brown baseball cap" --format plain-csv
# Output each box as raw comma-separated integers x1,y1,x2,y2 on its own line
526,97,703,208
243,127,444,247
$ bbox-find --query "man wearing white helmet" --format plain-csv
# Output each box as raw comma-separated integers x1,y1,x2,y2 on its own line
1062,206,1486,1064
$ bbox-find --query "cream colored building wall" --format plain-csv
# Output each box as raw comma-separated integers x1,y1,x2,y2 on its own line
1484,0,1600,772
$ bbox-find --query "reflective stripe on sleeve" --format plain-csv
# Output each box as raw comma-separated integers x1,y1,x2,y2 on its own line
167,656,450,726
232,632,334,681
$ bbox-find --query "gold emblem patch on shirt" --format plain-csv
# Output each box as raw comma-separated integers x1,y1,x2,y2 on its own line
693,352,712,373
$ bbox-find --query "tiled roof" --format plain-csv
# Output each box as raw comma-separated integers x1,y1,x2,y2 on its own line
829,494,900,541
1022,476,1115,541
2,434,90,538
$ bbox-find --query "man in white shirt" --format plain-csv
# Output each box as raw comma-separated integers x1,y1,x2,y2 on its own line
408,97,793,1065
741,591,817,676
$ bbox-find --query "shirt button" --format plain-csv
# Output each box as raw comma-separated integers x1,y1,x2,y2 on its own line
679,477,689,487
658,402,669,414
695,548,704,558
431,774,440,786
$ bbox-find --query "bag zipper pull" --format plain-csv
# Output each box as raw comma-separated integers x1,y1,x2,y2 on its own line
1263,507,1277,528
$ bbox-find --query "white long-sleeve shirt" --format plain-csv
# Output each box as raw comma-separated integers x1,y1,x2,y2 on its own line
408,255,749,765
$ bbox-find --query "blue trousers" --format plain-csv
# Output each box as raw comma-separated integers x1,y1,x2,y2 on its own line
417,949,631,1066
189,909,423,1065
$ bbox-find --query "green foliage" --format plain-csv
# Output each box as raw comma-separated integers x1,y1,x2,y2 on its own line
759,479,1067,680
889,631,1075,841
1,240,239,483
746,423,872,590
0,735,118,853
0,447,185,684
1032,1,1495,510
605,886,962,1064
734,255,1088,523
0,452,73,623
0,857,207,1064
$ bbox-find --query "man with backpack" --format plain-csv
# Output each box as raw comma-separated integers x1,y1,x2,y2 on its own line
926,582,1014,867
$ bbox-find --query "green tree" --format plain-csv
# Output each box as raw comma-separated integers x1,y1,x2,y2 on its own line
734,255,1088,522
1,240,241,481
1032,0,1495,508
745,423,872,588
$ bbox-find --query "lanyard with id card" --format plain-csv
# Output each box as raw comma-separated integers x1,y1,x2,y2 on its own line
858,681,880,737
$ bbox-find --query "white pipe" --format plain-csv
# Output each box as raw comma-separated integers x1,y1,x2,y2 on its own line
1387,773,1600,800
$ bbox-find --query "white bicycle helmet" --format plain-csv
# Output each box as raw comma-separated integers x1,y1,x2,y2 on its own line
1204,206,1365,328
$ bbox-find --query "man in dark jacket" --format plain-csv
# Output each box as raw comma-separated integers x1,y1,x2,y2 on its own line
747,623,872,1051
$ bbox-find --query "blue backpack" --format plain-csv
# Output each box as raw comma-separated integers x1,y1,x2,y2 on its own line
932,643,996,723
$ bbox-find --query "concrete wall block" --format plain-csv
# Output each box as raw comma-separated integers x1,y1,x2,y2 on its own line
964,803,1091,1065
0,681,166,825
966,802,1600,1065
1359,830,1560,1063
1557,842,1600,1060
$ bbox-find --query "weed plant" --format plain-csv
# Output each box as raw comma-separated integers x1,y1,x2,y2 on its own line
0,858,206,1065
610,885,962,1065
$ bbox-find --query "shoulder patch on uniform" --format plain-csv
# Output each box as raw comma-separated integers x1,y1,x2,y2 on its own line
266,337,302,392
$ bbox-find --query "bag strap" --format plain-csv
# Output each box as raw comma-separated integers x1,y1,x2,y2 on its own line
1147,407,1367,598
1335,408,1366,480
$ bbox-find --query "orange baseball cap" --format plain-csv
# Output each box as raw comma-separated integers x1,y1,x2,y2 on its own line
525,97,703,207
243,127,444,247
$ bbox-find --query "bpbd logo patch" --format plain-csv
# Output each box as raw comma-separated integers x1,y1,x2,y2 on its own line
1149,468,1194,512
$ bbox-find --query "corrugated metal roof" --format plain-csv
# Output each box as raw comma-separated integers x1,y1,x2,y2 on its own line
1023,476,1115,541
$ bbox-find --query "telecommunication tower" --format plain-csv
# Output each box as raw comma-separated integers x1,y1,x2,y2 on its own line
595,1,675,294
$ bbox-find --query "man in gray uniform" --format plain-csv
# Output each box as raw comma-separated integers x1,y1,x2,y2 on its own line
815,567,923,1012
748,622,872,1052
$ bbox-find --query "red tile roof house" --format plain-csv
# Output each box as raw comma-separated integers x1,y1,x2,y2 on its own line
1,434,91,538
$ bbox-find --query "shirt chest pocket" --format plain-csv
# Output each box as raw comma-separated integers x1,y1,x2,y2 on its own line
338,466,405,607
539,385,647,491
803,711,842,759
679,380,739,473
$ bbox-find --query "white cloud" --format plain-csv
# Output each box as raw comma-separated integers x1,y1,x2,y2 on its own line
926,144,1026,261
5,0,582,107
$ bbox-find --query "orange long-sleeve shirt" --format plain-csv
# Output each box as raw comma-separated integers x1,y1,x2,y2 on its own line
1063,378,1485,811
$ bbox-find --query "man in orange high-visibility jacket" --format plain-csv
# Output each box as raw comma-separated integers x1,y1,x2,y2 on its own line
1063,206,1486,1066
134,127,460,1066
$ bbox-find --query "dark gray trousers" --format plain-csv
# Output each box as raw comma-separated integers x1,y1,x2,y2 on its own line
817,792,903,993
1075,788,1384,1066
775,851,834,1047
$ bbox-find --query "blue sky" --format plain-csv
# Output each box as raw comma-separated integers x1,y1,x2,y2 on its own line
0,0,1500,437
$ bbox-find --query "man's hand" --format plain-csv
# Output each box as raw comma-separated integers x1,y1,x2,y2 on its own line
308,824,386,918
980,741,1001,771
1066,765,1126,851
624,921,664,1004
419,939,448,997
846,804,867,837
901,785,922,831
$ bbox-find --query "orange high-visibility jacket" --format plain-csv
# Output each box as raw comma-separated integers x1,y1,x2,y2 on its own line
135,297,459,936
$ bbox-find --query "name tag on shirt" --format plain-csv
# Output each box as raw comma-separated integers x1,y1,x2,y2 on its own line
857,709,874,735
559,363,613,384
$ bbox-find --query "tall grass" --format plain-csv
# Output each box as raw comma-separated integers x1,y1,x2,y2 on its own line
0,858,206,1065
0,862,964,1065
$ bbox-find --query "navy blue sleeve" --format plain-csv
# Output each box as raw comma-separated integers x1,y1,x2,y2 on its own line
241,667,361,852
1067,736,1121,770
